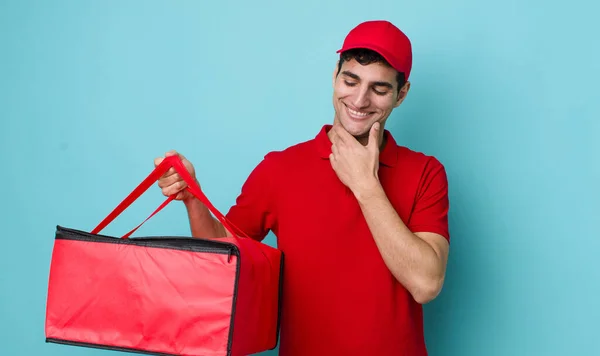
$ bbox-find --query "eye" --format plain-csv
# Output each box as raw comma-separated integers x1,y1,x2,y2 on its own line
373,88,388,96
344,80,357,87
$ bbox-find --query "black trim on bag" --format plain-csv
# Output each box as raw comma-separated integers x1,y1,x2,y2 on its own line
271,251,285,350
226,250,240,354
56,226,239,257
46,338,177,356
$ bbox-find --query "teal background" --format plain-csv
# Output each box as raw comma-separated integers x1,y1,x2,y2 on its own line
1,0,598,355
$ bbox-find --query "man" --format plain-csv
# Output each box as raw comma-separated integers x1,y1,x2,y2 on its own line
155,20,450,356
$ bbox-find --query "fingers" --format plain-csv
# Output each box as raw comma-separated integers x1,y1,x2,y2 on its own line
156,150,192,175
157,171,183,188
155,152,178,168
154,158,175,181
330,125,351,160
161,180,188,197
329,127,338,146
158,173,188,197
154,159,179,181
331,139,340,156
330,125,347,157
331,124,348,145
367,122,380,151
162,167,178,178
155,150,195,199
165,149,186,161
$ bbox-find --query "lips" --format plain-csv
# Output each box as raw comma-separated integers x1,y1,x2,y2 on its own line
345,104,372,120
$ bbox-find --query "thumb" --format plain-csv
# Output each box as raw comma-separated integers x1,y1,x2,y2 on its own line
368,122,380,150
165,150,187,161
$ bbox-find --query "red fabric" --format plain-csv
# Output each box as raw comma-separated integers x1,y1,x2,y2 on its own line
45,155,283,356
230,236,282,355
46,238,237,356
226,125,449,356
336,20,413,80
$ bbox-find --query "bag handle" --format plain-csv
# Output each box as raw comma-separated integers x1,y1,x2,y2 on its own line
91,155,249,239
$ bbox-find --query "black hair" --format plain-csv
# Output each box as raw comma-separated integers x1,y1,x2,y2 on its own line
337,48,406,93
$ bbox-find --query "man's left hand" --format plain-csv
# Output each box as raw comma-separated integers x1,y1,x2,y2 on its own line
329,122,381,196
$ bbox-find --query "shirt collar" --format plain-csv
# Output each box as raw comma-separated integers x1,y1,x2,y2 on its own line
314,124,398,167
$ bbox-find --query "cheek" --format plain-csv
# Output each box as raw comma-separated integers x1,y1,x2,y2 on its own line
334,82,353,98
375,96,397,112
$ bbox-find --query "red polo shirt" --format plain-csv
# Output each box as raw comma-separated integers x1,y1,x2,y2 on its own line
226,125,450,356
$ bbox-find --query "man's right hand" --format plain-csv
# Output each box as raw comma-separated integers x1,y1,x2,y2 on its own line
155,150,198,202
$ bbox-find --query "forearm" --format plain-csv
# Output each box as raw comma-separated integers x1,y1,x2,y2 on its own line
183,197,230,238
355,182,445,303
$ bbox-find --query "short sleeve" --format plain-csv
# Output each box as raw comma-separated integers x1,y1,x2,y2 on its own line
225,153,278,242
408,157,450,241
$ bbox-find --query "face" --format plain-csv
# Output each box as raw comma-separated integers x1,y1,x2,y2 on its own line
332,58,409,144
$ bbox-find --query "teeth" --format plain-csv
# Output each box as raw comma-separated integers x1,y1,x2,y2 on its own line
348,108,369,117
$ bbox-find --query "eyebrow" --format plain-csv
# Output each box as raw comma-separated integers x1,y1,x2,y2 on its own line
341,70,394,89
341,70,360,80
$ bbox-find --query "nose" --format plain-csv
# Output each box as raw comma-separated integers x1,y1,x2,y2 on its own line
352,85,370,109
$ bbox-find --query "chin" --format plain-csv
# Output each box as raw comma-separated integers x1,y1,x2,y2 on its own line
340,119,372,138
348,127,370,138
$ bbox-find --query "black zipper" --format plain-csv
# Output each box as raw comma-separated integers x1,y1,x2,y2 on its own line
56,226,237,258
46,338,176,355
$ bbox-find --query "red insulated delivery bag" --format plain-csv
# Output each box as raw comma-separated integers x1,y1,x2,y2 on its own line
45,155,284,356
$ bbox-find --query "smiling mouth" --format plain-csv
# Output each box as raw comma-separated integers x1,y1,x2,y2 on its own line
345,104,372,120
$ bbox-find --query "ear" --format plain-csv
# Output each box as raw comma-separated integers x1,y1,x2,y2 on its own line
394,81,411,108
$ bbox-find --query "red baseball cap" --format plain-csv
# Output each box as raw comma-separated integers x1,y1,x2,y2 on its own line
337,20,413,80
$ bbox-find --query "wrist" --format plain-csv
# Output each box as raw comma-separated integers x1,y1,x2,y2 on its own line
353,177,383,203
182,195,200,209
